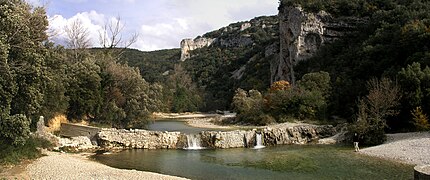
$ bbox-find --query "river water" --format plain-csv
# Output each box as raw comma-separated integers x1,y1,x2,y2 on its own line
94,120,413,179
147,120,212,134
93,120,413,180
93,145,413,179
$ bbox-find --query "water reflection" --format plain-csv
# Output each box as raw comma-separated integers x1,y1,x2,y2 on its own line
147,120,211,134
93,145,413,180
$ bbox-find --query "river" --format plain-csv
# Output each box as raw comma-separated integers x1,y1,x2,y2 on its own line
94,119,413,179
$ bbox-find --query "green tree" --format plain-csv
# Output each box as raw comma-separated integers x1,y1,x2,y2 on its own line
232,88,272,125
0,0,51,150
66,58,102,121
297,71,331,98
39,43,69,120
0,114,30,146
97,59,156,128
1,0,49,118
396,62,430,130
168,64,203,113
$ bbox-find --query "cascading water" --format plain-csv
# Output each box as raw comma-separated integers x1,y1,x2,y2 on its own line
184,134,204,150
253,133,265,149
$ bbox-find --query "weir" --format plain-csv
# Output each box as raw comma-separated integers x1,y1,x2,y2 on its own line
253,133,265,149
184,134,204,150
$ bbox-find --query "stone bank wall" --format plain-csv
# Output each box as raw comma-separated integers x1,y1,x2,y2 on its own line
98,129,185,149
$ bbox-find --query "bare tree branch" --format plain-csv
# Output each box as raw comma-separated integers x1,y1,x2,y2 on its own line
65,19,91,49
98,16,139,59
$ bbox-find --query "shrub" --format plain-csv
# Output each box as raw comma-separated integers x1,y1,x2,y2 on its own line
0,114,31,146
270,80,291,92
411,106,430,131
297,71,331,98
353,78,401,145
0,137,52,165
232,89,271,125
267,88,327,120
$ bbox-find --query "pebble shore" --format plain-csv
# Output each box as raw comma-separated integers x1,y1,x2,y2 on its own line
360,132,430,165
26,151,188,180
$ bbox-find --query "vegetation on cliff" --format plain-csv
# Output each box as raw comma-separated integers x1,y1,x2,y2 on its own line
120,16,279,112
277,0,430,144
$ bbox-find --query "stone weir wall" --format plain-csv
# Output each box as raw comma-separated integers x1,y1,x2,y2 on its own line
97,124,336,150
97,129,187,149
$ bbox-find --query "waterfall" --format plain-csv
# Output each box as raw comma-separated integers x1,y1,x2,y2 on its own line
184,134,204,150
253,133,265,149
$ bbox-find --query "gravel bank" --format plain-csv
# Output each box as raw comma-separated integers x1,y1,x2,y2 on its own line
360,132,430,165
26,151,188,180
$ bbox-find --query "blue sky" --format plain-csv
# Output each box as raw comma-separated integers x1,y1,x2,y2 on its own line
27,0,279,51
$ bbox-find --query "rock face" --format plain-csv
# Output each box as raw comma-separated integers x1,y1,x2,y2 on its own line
272,6,358,84
263,125,335,145
180,37,214,61
240,22,252,31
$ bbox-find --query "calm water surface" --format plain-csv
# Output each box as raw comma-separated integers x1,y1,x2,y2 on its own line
93,145,413,180
147,120,213,134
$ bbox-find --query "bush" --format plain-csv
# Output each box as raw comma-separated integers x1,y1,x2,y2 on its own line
0,137,52,165
267,88,327,120
412,106,430,131
232,89,272,125
0,114,31,146
353,78,401,145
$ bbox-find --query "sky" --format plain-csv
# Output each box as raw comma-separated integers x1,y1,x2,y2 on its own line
26,0,279,51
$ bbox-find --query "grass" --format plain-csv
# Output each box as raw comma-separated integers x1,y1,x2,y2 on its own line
0,137,52,165
237,145,414,179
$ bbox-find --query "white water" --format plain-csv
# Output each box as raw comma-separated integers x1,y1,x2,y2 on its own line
253,133,265,149
184,134,204,150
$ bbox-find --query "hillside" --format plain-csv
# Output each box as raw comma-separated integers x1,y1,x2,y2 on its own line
121,15,279,111
120,0,430,136
119,48,180,83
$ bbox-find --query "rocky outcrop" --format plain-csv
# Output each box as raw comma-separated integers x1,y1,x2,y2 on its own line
34,116,60,146
272,6,359,84
180,37,214,61
240,22,252,31
263,125,335,145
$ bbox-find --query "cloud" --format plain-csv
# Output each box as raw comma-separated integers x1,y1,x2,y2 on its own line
24,0,46,7
46,0,279,51
134,18,195,51
48,11,105,47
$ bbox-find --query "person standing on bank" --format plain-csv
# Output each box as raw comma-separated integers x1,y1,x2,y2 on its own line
353,133,359,152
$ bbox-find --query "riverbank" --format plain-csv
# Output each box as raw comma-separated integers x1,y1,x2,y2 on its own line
152,112,309,130
360,132,430,165
1,150,188,180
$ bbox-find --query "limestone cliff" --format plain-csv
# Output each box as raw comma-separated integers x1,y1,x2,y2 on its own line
272,6,358,84
179,16,278,62
180,37,214,61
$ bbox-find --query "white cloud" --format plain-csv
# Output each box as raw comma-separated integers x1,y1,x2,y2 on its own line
134,18,193,51
48,11,105,48
24,0,48,7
